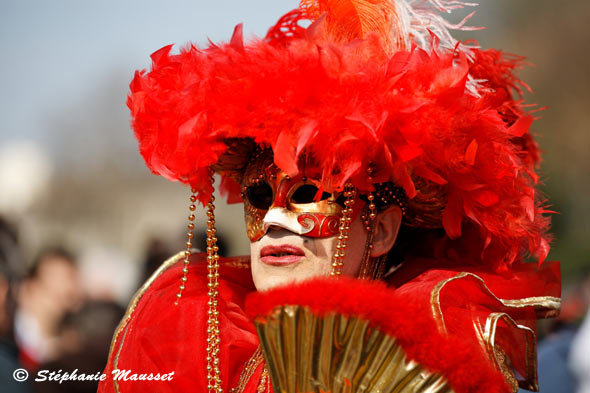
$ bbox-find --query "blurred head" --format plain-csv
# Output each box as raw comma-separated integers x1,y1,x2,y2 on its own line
242,153,402,291
24,247,83,315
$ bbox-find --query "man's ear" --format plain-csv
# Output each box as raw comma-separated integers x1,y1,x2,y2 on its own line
370,205,402,257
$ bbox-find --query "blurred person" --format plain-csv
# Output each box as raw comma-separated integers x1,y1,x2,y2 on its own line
519,276,590,393
138,238,174,286
0,216,31,393
571,271,590,393
32,300,124,393
15,247,83,369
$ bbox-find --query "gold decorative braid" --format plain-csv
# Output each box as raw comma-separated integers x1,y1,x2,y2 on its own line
494,347,519,393
231,346,264,393
230,346,270,393
257,367,269,393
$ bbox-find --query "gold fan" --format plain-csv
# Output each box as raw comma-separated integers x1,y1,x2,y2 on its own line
254,305,453,393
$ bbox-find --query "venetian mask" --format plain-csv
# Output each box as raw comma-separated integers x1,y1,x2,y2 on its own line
241,151,359,242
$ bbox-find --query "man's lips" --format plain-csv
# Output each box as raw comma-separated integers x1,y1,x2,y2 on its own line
260,245,305,266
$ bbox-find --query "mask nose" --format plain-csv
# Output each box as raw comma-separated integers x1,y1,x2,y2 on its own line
262,207,312,236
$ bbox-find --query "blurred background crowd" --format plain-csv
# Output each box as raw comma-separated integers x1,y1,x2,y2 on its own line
0,1,589,392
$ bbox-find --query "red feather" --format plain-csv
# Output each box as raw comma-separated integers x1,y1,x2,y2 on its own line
127,13,553,270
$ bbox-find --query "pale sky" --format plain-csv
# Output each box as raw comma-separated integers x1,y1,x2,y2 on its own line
0,0,296,152
0,1,501,168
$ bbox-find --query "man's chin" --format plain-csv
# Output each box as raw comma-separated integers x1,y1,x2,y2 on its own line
253,270,323,292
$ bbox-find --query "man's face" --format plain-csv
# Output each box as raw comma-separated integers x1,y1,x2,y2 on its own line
242,152,369,291
249,215,370,291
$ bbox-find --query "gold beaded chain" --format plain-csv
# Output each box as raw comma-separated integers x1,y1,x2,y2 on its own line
330,183,356,276
175,188,198,305
205,171,223,393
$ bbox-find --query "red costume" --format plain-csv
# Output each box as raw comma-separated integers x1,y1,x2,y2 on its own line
99,1,561,392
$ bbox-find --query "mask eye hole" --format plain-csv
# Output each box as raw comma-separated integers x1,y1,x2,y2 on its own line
244,183,273,210
290,184,331,204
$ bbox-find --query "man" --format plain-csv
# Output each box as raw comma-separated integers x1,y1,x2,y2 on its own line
99,1,560,392
16,248,83,369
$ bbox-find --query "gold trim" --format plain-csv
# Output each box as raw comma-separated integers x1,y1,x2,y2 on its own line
112,324,130,393
502,297,561,318
107,251,187,360
483,312,538,391
430,272,561,333
430,272,470,333
493,347,519,393
430,272,558,392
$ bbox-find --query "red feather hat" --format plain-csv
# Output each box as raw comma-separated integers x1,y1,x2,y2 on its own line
128,1,551,273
